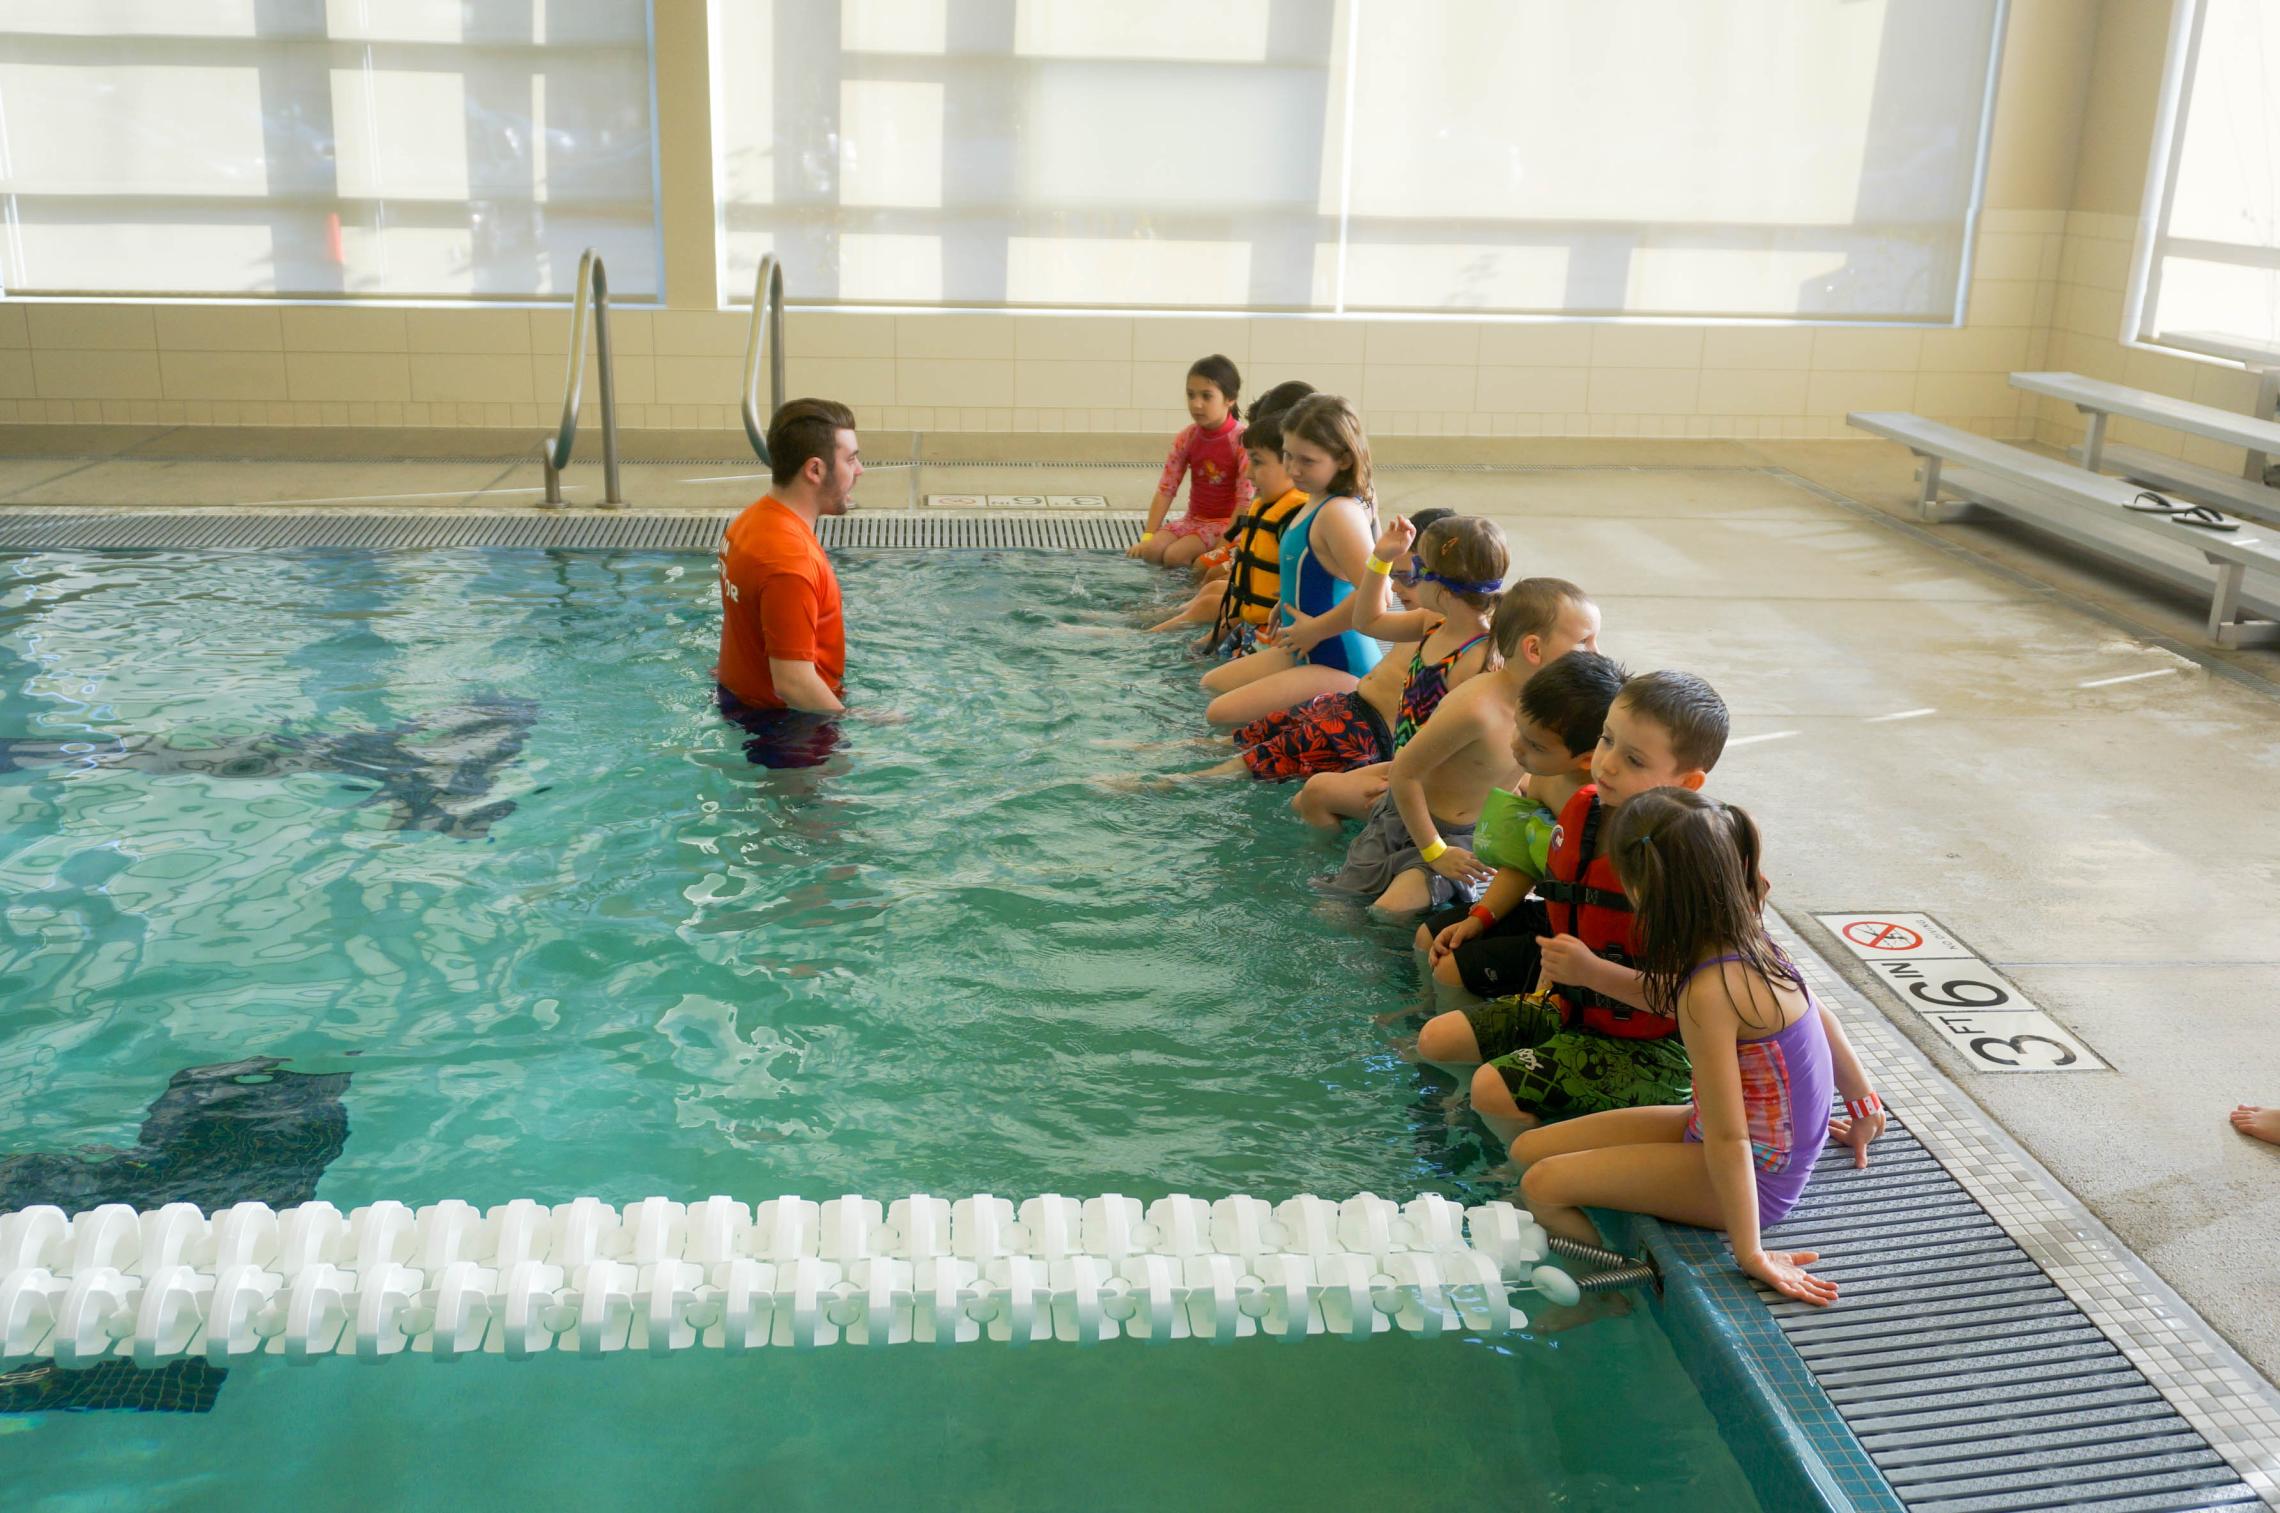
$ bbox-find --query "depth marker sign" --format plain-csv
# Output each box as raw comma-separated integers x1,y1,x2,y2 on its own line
1814,912,2106,1074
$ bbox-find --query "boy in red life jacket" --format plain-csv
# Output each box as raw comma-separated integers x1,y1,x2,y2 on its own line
1420,671,1731,1147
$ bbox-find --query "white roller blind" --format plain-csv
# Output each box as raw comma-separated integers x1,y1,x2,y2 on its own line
715,0,2001,319
0,0,661,298
2139,0,2280,363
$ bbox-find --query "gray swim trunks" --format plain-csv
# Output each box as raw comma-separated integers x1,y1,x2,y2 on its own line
1322,791,1482,906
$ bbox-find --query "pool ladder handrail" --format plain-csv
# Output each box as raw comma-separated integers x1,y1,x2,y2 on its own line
740,254,787,468
538,247,624,510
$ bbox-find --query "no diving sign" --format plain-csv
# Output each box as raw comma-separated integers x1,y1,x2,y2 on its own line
1814,912,2106,1074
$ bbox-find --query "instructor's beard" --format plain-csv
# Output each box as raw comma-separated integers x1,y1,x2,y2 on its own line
819,457,855,516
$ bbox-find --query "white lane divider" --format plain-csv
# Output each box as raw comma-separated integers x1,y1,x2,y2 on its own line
0,1193,1589,1365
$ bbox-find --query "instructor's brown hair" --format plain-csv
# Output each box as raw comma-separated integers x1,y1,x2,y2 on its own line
767,398,857,488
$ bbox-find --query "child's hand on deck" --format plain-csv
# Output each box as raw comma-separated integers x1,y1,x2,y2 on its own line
1738,1248,1838,1307
1827,1105,1887,1169
1429,916,1484,963
1427,845,1494,887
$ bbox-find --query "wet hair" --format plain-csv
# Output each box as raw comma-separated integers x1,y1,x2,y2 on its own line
1280,393,1372,502
1489,576,1593,661
1243,380,1315,455
1609,788,1797,1026
1187,354,1242,417
766,397,857,488
1517,649,1628,758
1614,670,1730,774
1414,517,1509,611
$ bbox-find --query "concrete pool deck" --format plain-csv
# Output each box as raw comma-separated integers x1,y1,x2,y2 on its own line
4,424,2279,1497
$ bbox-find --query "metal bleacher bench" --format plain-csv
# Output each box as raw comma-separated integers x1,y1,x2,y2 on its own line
1847,410,2280,648
2011,370,2280,530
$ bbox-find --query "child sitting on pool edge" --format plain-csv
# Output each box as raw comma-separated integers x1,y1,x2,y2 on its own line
1419,670,1725,1145
1131,355,1251,570
1509,789,1884,1308
1313,576,1602,912
1148,380,1318,643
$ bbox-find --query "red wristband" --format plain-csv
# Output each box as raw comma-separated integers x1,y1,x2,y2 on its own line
1844,1092,1883,1121
1468,903,1498,927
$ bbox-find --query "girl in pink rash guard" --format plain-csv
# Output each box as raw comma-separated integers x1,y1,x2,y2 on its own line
1131,354,1253,570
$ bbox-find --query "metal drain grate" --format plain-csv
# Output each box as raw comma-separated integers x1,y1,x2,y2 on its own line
0,509,1141,554
1761,1120,2263,1511
817,512,1142,551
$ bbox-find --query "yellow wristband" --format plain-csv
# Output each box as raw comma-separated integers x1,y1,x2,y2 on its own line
1418,839,1449,864
1365,555,1393,576
1140,531,1156,542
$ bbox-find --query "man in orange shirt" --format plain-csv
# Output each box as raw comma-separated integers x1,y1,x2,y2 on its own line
716,398,862,765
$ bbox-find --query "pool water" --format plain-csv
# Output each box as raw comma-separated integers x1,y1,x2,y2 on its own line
0,546,1762,1511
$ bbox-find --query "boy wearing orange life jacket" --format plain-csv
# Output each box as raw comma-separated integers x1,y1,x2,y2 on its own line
1416,670,1731,1146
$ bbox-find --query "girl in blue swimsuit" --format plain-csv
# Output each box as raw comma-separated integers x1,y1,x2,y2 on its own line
1201,394,1384,729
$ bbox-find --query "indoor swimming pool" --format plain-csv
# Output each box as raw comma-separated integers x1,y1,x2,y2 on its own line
0,545,1763,1509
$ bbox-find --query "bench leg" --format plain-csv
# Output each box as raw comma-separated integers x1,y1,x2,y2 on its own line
2205,558,2280,648
2079,409,2109,472
1915,454,1944,520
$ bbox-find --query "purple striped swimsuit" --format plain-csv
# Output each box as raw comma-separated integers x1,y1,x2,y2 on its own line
1679,954,1835,1230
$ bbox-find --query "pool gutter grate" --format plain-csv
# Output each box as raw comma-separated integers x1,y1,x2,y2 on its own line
1753,1120,2265,1511
0,510,1141,554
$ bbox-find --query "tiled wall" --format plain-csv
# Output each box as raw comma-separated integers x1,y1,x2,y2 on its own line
0,218,2059,443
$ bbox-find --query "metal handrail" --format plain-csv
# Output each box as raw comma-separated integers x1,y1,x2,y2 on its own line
740,254,786,466
539,248,623,509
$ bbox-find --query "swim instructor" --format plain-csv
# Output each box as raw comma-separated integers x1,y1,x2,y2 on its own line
716,398,862,764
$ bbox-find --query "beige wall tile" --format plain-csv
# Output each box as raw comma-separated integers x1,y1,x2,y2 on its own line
652,310,744,357
1013,315,1131,361
1971,233,2044,282
1700,369,1808,415
282,307,408,352
154,306,285,352
1918,326,2030,372
1364,363,1477,411
1131,361,1199,413
1590,325,1702,369
1475,324,1594,366
898,358,1015,407
1805,370,1918,416
1474,366,1591,412
1811,326,1923,370
896,313,1017,360
2119,345,2207,401
405,308,533,355
1701,327,1814,369
783,356,898,406
284,352,412,402
26,305,156,351
534,353,656,405
0,349,35,398
2190,364,2264,414
1364,321,1479,366
410,352,536,403
1014,360,1130,408
1587,367,1698,414
652,354,743,405
2066,285,2125,341
34,349,163,399
1963,279,2038,329
1249,318,1367,365
0,304,25,348
1913,371,2019,416
784,311,898,359
159,351,288,401
1132,317,1252,363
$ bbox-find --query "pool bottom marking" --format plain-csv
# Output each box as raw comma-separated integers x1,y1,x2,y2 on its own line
0,1058,349,1415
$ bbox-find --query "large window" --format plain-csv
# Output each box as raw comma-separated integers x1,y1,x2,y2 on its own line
714,0,2004,320
0,1,661,299
2137,0,2280,363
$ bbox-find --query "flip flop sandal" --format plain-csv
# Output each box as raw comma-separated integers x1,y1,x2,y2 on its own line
2126,490,2190,513
2171,504,2240,532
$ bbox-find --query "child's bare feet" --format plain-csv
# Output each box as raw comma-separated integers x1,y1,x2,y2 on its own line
2229,1104,2280,1145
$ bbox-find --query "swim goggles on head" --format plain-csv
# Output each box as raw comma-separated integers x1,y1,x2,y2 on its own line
1411,555,1503,595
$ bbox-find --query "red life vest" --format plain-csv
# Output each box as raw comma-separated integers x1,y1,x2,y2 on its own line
1537,785,1676,1041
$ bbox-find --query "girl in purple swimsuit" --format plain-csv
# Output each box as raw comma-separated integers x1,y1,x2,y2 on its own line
1510,788,1887,1308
